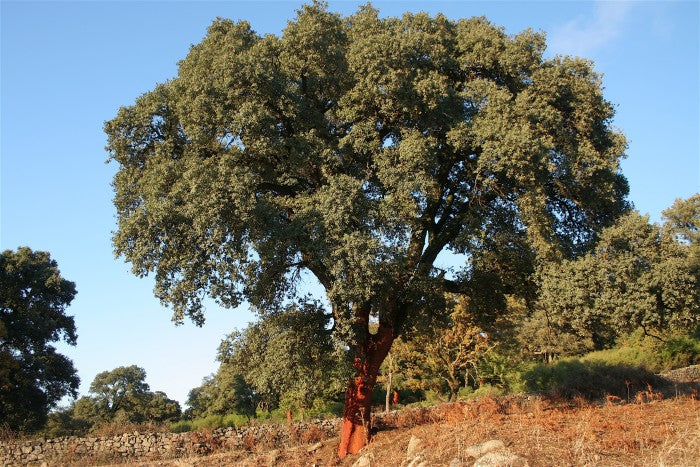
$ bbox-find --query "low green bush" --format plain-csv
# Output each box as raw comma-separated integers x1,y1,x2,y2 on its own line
660,336,700,369
222,413,250,428
582,346,661,371
581,333,700,373
191,414,224,431
522,359,662,400
457,386,474,400
424,389,448,404
471,384,506,399
170,420,192,433
305,400,343,419
171,412,254,432
262,407,290,423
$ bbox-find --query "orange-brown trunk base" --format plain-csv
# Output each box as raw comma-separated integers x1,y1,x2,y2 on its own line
336,321,395,459
338,417,369,458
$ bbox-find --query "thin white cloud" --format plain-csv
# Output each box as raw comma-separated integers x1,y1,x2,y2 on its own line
548,1,634,57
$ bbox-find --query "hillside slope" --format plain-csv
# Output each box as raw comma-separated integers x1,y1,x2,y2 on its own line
126,394,698,466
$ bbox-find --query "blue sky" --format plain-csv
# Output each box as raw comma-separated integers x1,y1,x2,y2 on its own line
1,1,698,407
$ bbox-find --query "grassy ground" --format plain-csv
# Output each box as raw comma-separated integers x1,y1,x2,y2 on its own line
116,393,699,466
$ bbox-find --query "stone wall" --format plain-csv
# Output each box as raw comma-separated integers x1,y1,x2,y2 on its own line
0,419,339,466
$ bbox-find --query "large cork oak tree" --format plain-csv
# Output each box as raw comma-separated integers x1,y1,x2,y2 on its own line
106,2,628,457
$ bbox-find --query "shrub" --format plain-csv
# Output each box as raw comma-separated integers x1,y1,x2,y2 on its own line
523,359,662,400
305,399,344,419
43,409,91,438
170,420,192,433
581,333,700,373
191,414,224,431
257,407,288,423
222,413,249,428
582,346,659,371
471,384,506,399
424,389,448,404
457,386,474,400
660,336,700,369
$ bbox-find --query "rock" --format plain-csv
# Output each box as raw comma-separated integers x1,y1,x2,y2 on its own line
661,364,700,383
352,453,373,467
267,448,280,467
307,441,323,452
464,440,506,458
474,451,528,467
405,435,424,458
448,459,463,467
406,455,428,467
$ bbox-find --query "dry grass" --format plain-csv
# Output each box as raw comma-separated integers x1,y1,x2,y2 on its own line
124,394,699,466
289,423,328,445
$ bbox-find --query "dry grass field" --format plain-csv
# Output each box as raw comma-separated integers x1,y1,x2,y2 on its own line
125,393,699,467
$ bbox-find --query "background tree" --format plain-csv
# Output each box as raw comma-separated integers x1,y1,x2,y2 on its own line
663,194,700,245
73,365,181,426
538,211,698,349
185,369,259,421
214,301,347,419
517,309,595,360
392,295,490,401
105,2,629,456
43,406,92,438
184,375,216,420
0,247,80,432
663,194,700,278
378,350,397,412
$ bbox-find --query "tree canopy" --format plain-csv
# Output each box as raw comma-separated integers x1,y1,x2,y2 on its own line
392,295,490,401
73,365,181,426
0,247,80,432
198,301,347,417
106,2,628,332
663,194,700,246
538,210,698,349
105,2,629,455
663,194,700,279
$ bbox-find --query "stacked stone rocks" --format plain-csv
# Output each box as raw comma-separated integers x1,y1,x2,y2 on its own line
0,419,339,466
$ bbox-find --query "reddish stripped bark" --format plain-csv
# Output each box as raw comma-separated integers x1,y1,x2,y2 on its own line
337,322,394,459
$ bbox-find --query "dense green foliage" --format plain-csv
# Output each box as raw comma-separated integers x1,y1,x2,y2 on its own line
177,196,698,415
0,247,80,432
68,366,181,430
105,2,628,360
375,199,698,403
663,194,700,248
581,330,700,373
538,211,698,349
187,302,348,419
663,194,700,289
43,406,92,438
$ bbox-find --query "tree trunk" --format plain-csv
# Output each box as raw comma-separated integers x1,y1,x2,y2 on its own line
384,352,394,413
447,367,460,402
337,322,394,459
384,369,393,413
448,382,459,402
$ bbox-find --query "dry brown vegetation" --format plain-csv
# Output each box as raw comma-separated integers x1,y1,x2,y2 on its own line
118,393,699,467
